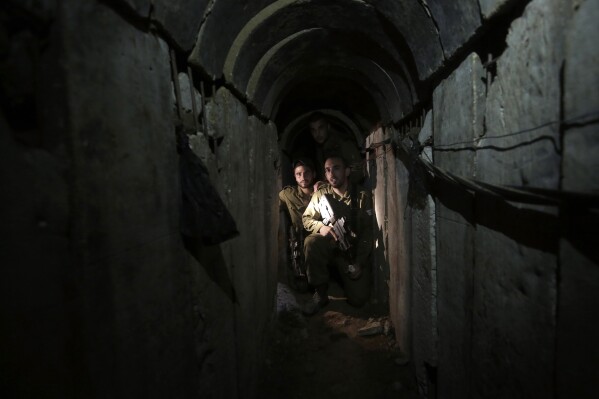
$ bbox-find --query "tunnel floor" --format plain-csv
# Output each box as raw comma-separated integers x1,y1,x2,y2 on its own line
258,282,419,399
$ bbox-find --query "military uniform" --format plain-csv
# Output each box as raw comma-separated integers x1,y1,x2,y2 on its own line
315,130,364,184
279,185,313,230
302,184,373,306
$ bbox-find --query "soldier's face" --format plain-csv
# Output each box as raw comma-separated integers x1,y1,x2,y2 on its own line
309,119,329,144
294,165,314,188
324,157,350,188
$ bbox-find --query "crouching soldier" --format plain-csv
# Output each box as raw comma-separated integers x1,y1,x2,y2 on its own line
279,158,319,292
302,154,373,315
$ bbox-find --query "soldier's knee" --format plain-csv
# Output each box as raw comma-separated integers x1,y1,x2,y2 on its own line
303,233,319,246
304,234,328,251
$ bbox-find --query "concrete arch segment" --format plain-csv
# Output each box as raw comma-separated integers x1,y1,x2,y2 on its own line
254,52,407,122
246,28,415,119
364,0,445,80
222,0,416,95
189,0,450,85
426,0,483,59
189,0,280,78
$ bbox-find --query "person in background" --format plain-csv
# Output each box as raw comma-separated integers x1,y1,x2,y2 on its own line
308,112,364,185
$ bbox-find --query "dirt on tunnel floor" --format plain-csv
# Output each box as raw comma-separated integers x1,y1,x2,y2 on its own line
258,282,419,399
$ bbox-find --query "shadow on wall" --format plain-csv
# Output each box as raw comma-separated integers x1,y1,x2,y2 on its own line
177,128,238,302
394,134,599,264
428,169,599,265
182,237,237,303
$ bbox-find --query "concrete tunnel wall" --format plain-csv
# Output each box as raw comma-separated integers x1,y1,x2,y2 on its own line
2,1,278,398
1,0,599,398
366,0,599,397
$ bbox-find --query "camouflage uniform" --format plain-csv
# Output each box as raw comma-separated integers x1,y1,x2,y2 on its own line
279,185,312,230
302,184,373,306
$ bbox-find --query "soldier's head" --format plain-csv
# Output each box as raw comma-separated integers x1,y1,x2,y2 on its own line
292,158,315,189
323,154,350,189
308,112,330,144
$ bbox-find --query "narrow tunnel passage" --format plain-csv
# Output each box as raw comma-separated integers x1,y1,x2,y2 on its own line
2,1,598,399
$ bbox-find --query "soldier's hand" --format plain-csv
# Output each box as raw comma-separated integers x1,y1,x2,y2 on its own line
319,225,337,240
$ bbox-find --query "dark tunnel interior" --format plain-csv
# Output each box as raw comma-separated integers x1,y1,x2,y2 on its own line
1,1,598,398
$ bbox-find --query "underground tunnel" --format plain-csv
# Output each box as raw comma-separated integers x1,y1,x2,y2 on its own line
1,0,599,398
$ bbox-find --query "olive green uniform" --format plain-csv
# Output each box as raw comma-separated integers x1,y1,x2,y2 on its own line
302,184,373,306
315,130,364,184
279,185,312,230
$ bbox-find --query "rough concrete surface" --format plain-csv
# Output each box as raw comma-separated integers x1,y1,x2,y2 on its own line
366,126,414,359
562,0,599,192
365,127,394,307
557,1,599,397
478,0,514,19
410,112,438,397
433,53,485,177
172,71,203,130
60,1,198,397
432,52,485,398
209,87,279,399
152,0,209,51
190,0,275,78
427,1,482,59
0,115,73,397
479,0,565,189
371,0,444,80
471,1,566,397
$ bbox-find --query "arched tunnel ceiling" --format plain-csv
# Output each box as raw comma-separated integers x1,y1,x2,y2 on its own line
246,29,414,107
269,69,386,129
188,0,486,131
250,42,411,122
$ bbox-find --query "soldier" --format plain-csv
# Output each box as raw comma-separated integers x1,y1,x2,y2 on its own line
308,112,365,185
279,158,318,291
302,154,373,315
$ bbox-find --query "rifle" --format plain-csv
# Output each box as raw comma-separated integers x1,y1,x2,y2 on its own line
289,226,306,277
318,194,357,252
288,225,308,292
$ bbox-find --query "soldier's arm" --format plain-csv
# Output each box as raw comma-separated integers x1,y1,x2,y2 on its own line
354,191,374,267
302,192,325,234
278,189,287,211
279,189,293,226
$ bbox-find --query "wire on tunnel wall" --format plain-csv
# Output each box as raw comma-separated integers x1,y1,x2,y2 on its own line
431,111,599,150
366,111,599,210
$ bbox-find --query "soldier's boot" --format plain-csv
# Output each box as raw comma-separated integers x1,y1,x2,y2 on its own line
302,284,329,316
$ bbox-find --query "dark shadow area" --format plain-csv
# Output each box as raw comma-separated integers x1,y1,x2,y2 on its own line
430,167,599,263
430,172,559,254
396,139,599,259
561,207,599,266
182,236,237,303
177,128,238,302
274,77,379,131
473,191,559,253
431,176,476,226
258,281,417,399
